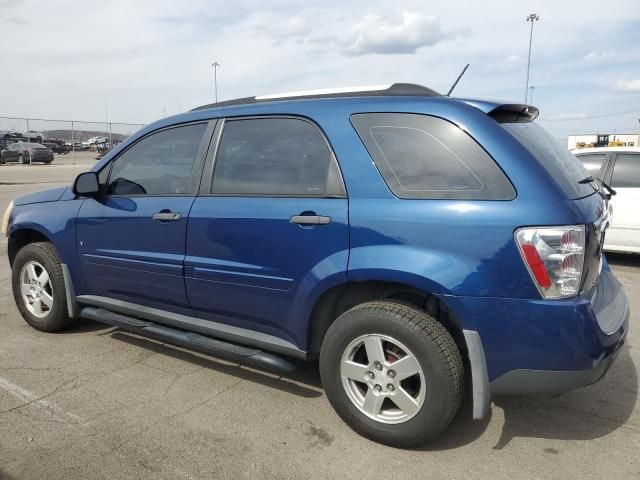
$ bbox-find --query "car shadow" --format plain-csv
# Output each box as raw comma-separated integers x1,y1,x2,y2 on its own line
606,252,640,268
109,330,323,398
421,370,493,450
491,345,637,449
57,318,112,334
95,325,637,451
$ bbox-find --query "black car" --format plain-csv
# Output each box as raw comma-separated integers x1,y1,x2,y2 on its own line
43,142,68,154
0,142,54,164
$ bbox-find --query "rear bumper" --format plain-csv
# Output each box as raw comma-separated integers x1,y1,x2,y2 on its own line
448,267,629,399
489,306,628,395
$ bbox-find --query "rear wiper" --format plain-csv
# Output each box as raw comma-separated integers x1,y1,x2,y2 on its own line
578,175,617,198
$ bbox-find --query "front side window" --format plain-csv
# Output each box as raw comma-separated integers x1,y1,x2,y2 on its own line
107,123,207,195
211,118,345,196
351,113,515,200
612,153,640,188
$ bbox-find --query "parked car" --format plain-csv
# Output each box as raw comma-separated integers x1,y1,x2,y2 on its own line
43,142,69,154
2,84,629,448
573,147,640,253
0,142,54,164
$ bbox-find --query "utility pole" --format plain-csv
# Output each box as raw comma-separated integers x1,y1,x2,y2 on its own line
529,85,535,104
211,62,220,103
525,13,539,104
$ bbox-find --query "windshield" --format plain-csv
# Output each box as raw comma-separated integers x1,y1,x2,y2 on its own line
502,122,593,199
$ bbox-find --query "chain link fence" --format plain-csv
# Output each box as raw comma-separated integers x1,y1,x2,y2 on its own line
0,116,145,164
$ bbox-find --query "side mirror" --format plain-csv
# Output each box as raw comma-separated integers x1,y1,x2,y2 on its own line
73,171,100,197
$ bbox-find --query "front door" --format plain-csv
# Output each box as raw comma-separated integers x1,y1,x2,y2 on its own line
77,121,213,315
185,117,349,348
607,152,640,251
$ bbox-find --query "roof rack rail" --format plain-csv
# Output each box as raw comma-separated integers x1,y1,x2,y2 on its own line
191,83,441,111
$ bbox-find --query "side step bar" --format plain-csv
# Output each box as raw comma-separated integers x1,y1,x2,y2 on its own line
81,307,296,374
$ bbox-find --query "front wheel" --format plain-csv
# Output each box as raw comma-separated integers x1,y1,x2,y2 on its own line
320,301,463,448
11,242,75,332
18,154,27,164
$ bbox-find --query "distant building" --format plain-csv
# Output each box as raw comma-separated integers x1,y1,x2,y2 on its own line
568,133,638,150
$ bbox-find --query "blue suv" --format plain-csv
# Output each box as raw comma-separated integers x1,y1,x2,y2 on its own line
2,84,629,447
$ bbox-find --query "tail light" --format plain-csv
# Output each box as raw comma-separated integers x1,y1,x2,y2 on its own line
515,225,585,299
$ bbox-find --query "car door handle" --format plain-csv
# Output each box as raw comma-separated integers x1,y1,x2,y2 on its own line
290,214,331,225
152,211,181,222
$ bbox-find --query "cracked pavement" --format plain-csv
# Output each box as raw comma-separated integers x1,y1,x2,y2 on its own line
0,158,639,479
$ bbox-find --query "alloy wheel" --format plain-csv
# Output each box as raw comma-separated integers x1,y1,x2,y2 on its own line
20,261,54,318
340,334,426,424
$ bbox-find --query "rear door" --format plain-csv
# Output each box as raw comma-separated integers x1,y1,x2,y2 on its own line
185,117,349,348
607,152,640,252
76,121,214,315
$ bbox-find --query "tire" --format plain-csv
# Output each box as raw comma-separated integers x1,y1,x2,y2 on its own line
320,301,463,448
18,154,27,165
11,242,75,332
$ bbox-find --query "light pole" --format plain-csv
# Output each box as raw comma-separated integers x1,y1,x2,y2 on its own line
529,85,535,104
525,13,539,104
211,62,220,103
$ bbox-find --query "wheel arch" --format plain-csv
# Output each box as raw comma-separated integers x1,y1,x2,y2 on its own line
8,227,52,267
307,280,465,356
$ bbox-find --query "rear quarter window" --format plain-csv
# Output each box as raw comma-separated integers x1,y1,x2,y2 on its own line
351,113,515,200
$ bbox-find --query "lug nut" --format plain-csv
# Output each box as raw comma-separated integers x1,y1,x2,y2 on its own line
387,369,396,378
387,384,395,391
373,384,382,392
367,371,375,379
374,361,383,371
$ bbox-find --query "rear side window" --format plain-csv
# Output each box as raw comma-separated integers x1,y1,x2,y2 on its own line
211,118,345,196
108,123,207,195
351,113,514,200
576,153,606,175
502,122,592,199
612,153,640,188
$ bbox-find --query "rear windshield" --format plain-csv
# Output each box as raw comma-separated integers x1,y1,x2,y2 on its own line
502,122,593,199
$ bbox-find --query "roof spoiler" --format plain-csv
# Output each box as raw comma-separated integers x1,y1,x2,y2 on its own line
488,104,539,123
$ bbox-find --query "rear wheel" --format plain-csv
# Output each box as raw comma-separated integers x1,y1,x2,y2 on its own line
11,242,75,332
320,301,463,448
18,154,27,165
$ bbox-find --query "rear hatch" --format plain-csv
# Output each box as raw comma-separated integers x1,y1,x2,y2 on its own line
495,107,609,297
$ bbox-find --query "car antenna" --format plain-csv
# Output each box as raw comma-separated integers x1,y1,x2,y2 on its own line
446,64,470,97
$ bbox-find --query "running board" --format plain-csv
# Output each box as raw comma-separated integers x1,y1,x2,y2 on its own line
81,307,296,374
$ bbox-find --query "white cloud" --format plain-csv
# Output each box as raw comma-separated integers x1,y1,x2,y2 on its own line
505,54,521,64
255,10,455,56
342,11,450,55
614,78,640,93
584,51,615,61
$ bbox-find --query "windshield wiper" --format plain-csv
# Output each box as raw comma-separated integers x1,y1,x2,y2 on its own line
578,175,617,198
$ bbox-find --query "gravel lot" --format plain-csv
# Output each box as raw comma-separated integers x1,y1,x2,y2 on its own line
0,158,639,479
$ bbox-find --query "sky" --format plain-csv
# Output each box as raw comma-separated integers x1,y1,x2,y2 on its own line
0,0,639,139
